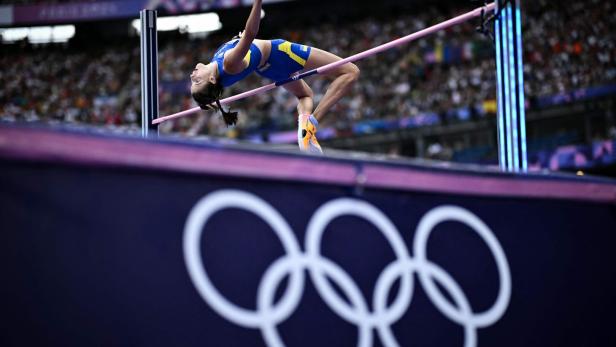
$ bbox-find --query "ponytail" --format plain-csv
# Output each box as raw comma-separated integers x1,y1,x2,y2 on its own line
192,81,238,126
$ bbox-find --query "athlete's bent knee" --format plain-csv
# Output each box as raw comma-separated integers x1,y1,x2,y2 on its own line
347,63,360,82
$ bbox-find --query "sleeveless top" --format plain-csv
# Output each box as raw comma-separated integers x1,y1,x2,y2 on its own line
211,39,263,87
211,39,313,86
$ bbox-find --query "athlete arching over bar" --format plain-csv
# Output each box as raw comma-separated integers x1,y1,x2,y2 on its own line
190,0,360,154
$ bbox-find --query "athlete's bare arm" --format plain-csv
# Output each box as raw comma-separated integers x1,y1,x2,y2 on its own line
224,0,262,74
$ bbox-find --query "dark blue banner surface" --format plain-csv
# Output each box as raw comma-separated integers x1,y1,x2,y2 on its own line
1,127,615,347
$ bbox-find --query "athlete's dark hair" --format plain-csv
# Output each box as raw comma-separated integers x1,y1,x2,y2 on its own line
192,79,238,126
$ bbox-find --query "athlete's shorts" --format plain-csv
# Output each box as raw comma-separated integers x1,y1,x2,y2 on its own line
257,39,312,82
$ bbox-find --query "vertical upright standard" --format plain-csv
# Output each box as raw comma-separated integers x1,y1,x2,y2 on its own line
140,9,159,137
495,0,527,172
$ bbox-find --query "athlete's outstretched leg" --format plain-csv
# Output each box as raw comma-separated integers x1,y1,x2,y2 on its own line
303,48,360,122
283,80,322,153
290,48,359,153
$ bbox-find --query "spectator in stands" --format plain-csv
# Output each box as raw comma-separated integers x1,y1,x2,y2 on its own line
1,0,614,141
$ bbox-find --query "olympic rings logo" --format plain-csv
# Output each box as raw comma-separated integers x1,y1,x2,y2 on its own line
184,190,511,347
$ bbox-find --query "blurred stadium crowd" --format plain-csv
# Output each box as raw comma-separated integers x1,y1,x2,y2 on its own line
1,0,615,139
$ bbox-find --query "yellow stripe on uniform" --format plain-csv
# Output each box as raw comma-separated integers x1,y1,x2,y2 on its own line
243,50,251,66
278,41,307,66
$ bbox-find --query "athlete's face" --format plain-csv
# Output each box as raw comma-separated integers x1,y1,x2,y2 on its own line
190,63,216,94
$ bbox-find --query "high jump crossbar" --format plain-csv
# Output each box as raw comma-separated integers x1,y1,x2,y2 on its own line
151,2,496,125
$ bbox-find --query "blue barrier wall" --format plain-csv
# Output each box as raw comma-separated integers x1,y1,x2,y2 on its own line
1,125,615,347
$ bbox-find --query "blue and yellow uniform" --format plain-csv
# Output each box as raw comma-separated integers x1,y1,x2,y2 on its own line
211,38,312,87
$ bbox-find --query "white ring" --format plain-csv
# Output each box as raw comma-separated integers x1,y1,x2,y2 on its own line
413,205,512,328
183,190,304,328
305,198,413,327
257,255,374,347
184,190,512,347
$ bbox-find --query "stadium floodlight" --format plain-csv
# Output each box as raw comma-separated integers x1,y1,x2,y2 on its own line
0,25,75,44
28,27,52,44
0,27,29,42
132,12,222,35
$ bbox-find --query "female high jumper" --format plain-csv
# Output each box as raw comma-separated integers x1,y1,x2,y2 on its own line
189,0,360,154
